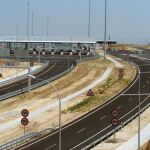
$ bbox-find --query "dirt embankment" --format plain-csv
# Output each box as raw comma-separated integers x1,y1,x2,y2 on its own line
141,141,150,150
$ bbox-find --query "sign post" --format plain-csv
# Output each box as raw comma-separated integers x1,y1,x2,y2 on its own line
118,68,124,79
111,109,119,141
21,109,29,135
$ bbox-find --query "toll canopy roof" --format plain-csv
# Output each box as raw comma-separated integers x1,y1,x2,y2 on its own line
0,36,96,44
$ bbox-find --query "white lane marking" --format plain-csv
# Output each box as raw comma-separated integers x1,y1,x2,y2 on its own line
100,115,107,120
117,105,122,110
128,97,133,101
36,64,56,77
45,144,56,150
77,128,86,134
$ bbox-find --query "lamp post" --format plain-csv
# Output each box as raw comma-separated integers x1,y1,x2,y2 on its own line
104,0,107,61
32,10,34,36
26,1,31,92
88,0,91,37
138,69,141,150
27,75,61,150
47,16,49,37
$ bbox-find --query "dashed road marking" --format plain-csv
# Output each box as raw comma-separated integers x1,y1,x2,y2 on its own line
100,115,107,120
45,144,56,150
117,105,122,110
128,97,133,101
77,128,86,134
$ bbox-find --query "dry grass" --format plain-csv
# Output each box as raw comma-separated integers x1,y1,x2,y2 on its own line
141,140,150,150
63,63,136,113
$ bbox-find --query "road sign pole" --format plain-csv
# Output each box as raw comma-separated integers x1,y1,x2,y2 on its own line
24,125,25,136
104,0,107,61
138,71,141,150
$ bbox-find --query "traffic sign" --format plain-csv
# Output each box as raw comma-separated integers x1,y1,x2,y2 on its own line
111,109,119,118
21,117,29,126
111,118,119,126
21,109,29,118
118,68,124,79
87,89,94,96
119,68,124,74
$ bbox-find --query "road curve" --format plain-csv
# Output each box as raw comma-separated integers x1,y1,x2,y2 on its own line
0,58,75,98
14,56,150,150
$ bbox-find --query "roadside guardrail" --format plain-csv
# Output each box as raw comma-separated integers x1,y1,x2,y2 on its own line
0,132,39,150
0,61,49,88
0,55,99,101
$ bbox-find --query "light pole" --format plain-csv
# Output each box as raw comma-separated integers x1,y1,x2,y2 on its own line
104,0,107,61
138,70,141,150
27,1,30,37
28,75,62,150
27,1,31,91
88,0,91,37
47,16,49,37
32,10,34,36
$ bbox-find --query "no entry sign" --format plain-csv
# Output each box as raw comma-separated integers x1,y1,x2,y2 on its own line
21,109,29,118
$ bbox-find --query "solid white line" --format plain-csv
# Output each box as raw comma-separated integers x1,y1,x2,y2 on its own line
77,128,86,134
122,94,150,96
45,144,56,150
36,64,56,77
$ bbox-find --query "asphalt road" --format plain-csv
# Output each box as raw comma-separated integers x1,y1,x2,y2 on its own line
14,56,150,150
0,58,75,96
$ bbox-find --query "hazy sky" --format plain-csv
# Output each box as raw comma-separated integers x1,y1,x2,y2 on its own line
0,0,150,43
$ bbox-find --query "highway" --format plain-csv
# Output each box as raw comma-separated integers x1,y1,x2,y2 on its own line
14,56,150,150
0,57,76,97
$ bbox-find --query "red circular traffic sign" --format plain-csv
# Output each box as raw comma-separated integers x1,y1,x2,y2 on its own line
111,109,119,118
21,109,29,118
111,118,119,126
21,117,29,126
119,68,124,74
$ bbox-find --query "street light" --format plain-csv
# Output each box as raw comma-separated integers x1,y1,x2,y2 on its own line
27,75,62,150
104,0,107,61
88,0,91,37
27,1,31,92
47,16,49,37
138,69,141,150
